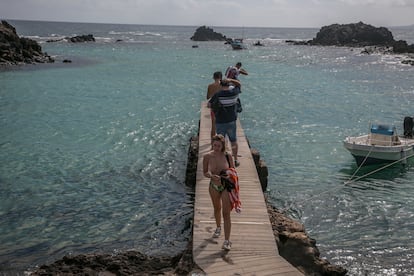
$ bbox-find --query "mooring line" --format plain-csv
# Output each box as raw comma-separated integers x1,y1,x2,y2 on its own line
280,150,414,214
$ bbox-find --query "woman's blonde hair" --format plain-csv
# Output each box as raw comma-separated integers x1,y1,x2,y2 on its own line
212,134,226,152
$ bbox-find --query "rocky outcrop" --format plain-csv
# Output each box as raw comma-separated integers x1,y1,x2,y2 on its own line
30,247,197,276
190,26,227,41
267,204,347,276
392,40,414,54
310,22,394,47
286,22,414,65
45,34,96,43
286,22,396,47
0,20,54,65
67,34,95,43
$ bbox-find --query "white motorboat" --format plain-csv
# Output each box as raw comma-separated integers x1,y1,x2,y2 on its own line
343,121,414,166
230,38,246,50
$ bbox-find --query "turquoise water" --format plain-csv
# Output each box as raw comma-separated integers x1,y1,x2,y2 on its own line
1,20,414,275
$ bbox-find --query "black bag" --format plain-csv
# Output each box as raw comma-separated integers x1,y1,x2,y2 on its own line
220,170,235,191
211,96,222,114
404,116,413,138
236,98,242,113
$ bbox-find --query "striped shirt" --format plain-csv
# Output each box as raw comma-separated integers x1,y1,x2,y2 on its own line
209,87,241,123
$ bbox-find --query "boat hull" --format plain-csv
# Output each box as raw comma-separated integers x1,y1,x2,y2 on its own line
231,43,245,50
343,135,414,166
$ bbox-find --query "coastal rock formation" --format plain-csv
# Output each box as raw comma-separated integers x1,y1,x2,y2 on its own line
286,22,414,65
267,205,347,275
30,248,196,276
0,20,54,65
311,22,394,47
45,34,96,43
67,34,95,43
392,39,414,54
190,26,227,41
287,22,395,47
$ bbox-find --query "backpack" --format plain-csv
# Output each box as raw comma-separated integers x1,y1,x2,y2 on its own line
236,98,242,113
225,66,237,79
211,95,223,115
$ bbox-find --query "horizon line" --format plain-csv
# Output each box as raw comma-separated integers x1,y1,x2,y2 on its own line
3,17,413,30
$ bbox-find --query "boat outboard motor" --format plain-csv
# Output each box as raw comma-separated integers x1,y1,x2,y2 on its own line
403,116,413,138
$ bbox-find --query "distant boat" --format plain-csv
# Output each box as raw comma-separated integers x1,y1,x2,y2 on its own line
230,38,246,50
343,120,414,166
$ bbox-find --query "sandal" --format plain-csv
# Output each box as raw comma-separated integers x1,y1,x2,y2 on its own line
213,227,221,238
222,240,232,250
234,160,240,167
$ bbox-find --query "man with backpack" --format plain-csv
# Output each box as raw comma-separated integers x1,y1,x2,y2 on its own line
225,62,248,80
208,78,242,167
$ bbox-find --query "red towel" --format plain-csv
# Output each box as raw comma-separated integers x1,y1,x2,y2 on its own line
225,168,241,213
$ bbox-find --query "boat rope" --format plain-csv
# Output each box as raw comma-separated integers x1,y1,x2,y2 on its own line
344,150,414,185
280,149,414,214
280,184,345,214
348,145,374,180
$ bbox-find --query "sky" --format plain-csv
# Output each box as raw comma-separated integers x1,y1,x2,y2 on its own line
1,0,413,28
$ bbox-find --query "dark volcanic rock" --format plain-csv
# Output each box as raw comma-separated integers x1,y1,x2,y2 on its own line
190,26,227,41
0,20,54,65
30,248,197,276
68,34,95,43
393,40,414,53
286,21,414,65
402,59,414,66
267,204,347,276
311,22,394,47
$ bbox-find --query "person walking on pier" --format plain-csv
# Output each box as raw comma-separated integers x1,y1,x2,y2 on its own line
208,79,241,167
206,71,222,142
203,134,236,251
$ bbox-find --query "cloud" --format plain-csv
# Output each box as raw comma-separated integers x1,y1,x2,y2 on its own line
338,0,413,6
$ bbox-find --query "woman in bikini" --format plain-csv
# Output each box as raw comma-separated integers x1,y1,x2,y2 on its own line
203,134,235,250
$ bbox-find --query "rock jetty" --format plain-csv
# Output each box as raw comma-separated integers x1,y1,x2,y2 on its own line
0,20,54,65
190,26,227,41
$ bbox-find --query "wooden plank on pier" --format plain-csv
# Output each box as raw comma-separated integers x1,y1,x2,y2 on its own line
193,101,303,275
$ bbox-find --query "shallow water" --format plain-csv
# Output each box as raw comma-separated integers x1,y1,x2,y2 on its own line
1,20,414,275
